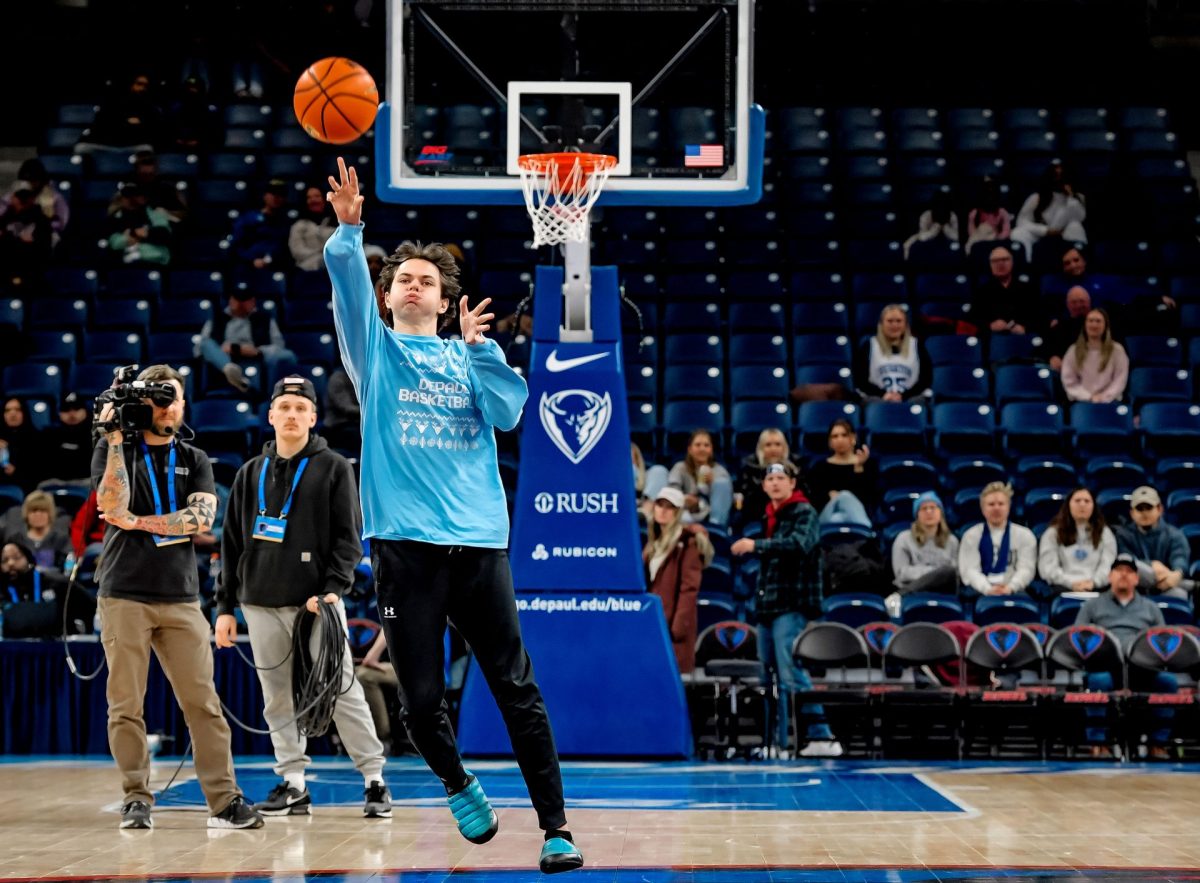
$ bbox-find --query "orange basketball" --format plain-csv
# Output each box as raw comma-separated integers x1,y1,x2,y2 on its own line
293,57,379,145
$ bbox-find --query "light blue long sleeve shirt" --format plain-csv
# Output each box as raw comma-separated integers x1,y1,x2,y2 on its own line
325,223,527,547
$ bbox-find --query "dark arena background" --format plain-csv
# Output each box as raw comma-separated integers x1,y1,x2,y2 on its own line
2,0,1200,881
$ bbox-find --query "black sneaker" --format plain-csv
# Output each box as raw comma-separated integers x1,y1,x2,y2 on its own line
363,781,393,818
119,800,152,829
208,795,265,829
254,781,312,816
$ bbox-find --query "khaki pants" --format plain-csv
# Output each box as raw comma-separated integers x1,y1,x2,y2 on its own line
98,596,239,813
355,662,400,742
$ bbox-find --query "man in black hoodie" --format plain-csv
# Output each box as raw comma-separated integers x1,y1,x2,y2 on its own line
214,376,391,818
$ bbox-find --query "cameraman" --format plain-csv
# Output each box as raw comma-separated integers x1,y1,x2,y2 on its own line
92,364,263,831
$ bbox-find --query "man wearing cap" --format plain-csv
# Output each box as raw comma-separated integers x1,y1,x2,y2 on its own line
40,392,94,485
731,462,843,758
1114,486,1191,599
215,375,391,817
196,291,298,394
1075,553,1177,757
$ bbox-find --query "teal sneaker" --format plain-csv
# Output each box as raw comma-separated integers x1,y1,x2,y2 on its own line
447,774,498,844
539,837,584,874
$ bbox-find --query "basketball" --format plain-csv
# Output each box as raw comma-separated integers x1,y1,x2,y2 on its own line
293,57,378,144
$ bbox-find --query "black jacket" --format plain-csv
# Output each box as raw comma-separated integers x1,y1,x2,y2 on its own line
216,434,362,615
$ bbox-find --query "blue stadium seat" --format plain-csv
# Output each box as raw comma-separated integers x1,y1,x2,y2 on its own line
663,333,723,366
793,334,851,366
864,402,927,456
1155,458,1200,494
882,488,923,524
851,272,907,301
663,272,722,301
1070,402,1136,458
725,272,786,302
2,364,63,401
948,128,1001,153
728,302,786,335
730,401,792,454
147,332,198,365
822,593,889,629
931,366,989,403
1118,106,1170,130
798,401,860,457
168,269,225,299
1049,595,1086,629
46,268,100,299
29,298,88,333
729,366,790,403
626,365,657,402
843,155,890,180
282,301,336,330
1152,596,1195,626
1124,335,1183,368
195,179,252,206
924,334,983,368
1128,367,1191,408
792,301,850,335
1000,403,1066,459
158,298,215,331
878,457,940,492
288,331,337,368
663,365,724,402
27,331,79,366
662,301,721,335
83,331,143,365
994,364,1055,407
729,334,788,367
189,400,257,459
973,594,1040,627
1096,488,1134,524
895,155,949,182
1060,107,1109,131
790,271,846,300
1016,456,1077,491
1166,490,1200,527
662,401,724,454
69,362,121,398
207,152,260,179
895,129,944,153
1125,129,1181,155
224,104,274,128
1001,107,1051,131
932,403,996,457
892,107,940,130
947,456,1007,492
1022,487,1068,526
988,335,1038,364
223,128,267,151
913,273,971,304
840,127,887,153
1084,457,1148,493
0,299,22,331
836,107,883,129
900,592,964,625
92,298,152,336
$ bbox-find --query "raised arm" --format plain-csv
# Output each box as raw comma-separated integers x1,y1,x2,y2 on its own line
324,157,378,390
461,297,528,432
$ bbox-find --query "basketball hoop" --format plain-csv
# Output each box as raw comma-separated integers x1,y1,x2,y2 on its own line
517,152,616,248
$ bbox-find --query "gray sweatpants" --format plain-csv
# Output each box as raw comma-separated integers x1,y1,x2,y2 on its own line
242,602,385,783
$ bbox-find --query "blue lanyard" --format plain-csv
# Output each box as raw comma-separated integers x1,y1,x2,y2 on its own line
141,441,178,517
8,570,40,604
258,456,310,519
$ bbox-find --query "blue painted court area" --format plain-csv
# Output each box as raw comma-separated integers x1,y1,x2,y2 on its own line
159,759,963,813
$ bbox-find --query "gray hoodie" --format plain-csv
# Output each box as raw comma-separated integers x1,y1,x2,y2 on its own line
891,529,959,589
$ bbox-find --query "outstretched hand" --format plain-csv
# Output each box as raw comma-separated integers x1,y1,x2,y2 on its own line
460,296,494,345
326,156,364,226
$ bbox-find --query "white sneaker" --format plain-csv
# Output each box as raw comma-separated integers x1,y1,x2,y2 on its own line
799,740,844,758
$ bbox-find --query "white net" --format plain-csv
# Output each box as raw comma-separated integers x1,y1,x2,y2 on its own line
517,153,616,248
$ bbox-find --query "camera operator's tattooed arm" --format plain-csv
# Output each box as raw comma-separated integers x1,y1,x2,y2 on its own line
103,493,217,535
96,440,132,515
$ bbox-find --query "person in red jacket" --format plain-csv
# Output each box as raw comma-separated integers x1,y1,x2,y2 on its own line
642,487,713,674
70,490,107,557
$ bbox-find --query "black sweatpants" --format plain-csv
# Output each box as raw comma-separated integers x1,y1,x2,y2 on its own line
372,538,566,830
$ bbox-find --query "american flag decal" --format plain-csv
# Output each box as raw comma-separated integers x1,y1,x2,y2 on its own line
684,144,724,167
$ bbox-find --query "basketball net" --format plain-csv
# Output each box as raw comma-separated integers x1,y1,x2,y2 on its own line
517,152,616,249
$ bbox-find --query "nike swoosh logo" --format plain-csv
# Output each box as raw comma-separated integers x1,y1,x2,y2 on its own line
545,350,611,372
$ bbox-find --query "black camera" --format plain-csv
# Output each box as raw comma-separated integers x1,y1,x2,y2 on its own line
94,365,178,435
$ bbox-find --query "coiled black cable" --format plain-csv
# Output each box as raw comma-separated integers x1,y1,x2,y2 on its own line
291,599,353,738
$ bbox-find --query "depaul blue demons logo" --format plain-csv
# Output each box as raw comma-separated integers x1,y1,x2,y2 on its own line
539,389,611,464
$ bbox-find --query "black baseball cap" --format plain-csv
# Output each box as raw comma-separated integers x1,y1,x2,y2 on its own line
270,376,318,405
1111,553,1138,572
60,391,87,412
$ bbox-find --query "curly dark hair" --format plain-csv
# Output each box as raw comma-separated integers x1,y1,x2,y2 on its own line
376,241,462,332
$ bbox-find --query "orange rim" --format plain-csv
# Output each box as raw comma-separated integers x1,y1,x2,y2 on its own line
518,152,617,188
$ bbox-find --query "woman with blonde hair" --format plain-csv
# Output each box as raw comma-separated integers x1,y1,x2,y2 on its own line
853,304,931,402
1061,308,1128,403
643,487,713,674
891,491,959,597
8,490,71,571
734,427,803,528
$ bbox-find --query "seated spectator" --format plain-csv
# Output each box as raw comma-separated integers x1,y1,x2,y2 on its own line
1010,163,1087,262
289,185,337,272
902,191,959,259
731,462,842,758
355,630,401,754
889,492,960,608
164,75,221,150
969,246,1039,335
1115,486,1190,599
1060,308,1128,403
1044,286,1092,371
964,177,1011,254
8,159,69,247
69,490,106,559
109,154,188,224
6,491,70,571
231,180,292,273
644,486,713,675
805,419,876,530
106,183,173,266
1,541,67,638
0,183,54,286
958,482,1037,598
324,359,363,452
853,305,931,402
1075,554,1177,758
667,429,733,527
0,398,40,492
196,292,298,394
632,442,669,523
1060,245,1088,282
1038,488,1117,596
39,392,94,486
734,428,803,528
76,73,162,153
